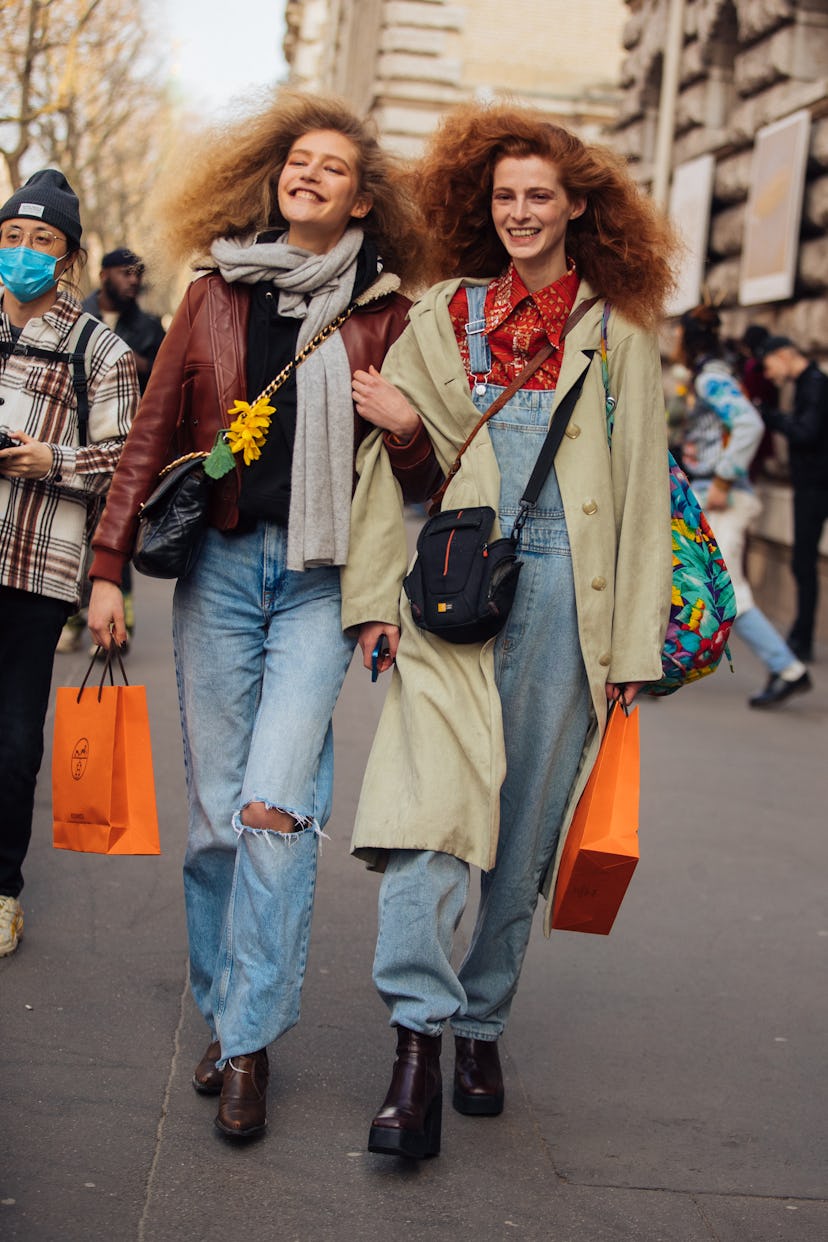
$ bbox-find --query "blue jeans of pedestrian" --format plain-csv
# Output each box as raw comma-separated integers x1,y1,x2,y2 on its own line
0,586,70,897
695,484,797,675
173,523,355,1063
373,363,592,1040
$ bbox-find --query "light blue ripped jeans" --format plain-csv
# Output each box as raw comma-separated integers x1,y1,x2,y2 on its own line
173,522,355,1063
373,288,593,1041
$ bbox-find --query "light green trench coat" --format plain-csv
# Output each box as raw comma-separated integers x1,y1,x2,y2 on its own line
341,279,672,936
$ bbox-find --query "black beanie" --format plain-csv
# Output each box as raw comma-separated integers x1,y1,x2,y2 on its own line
0,169,82,248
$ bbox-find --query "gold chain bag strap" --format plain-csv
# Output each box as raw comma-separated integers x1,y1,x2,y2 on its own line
132,301,359,579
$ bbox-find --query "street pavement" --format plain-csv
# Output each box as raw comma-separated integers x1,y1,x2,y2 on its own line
1,571,826,1242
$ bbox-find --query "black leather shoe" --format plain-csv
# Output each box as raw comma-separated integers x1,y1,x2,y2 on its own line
192,1039,223,1095
368,1027,442,1158
749,670,813,708
215,1049,269,1139
453,1036,504,1116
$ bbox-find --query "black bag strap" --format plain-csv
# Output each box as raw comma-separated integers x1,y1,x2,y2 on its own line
511,352,595,545
77,644,130,703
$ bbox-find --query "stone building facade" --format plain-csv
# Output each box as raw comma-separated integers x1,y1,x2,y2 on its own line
614,0,828,357
614,0,828,624
283,0,628,153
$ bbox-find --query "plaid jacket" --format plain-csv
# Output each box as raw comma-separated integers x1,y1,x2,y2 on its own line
0,289,138,605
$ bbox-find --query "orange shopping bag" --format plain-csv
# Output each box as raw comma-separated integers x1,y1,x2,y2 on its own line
52,650,160,855
551,703,639,935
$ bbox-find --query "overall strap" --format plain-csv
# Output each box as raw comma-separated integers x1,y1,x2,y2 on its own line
464,284,491,377
431,294,599,512
512,354,595,543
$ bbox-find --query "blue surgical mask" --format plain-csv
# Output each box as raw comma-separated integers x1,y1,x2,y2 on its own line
0,245,64,302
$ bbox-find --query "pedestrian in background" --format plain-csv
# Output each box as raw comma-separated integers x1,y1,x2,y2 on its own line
348,103,676,1159
88,91,438,1141
83,248,165,394
756,334,828,663
57,248,166,655
677,306,812,707
735,323,779,483
0,170,138,957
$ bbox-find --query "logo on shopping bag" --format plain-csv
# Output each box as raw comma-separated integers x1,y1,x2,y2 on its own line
71,738,89,781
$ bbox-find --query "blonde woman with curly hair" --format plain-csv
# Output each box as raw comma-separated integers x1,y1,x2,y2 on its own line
88,90,438,1141
347,103,678,1159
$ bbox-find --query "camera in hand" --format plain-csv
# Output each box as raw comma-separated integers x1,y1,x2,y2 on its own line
0,426,20,451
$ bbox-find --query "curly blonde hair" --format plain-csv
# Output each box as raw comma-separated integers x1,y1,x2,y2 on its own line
152,89,425,287
415,102,678,328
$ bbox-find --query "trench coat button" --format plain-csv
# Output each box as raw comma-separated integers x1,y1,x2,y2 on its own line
598,652,611,667
565,423,581,438
591,576,607,591
582,499,598,515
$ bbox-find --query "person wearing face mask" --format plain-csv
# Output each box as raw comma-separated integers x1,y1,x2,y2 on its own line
0,169,139,957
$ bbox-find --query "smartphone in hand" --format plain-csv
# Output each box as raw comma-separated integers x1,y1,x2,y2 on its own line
371,633,390,683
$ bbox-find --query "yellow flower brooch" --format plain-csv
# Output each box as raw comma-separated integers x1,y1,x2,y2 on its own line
204,395,276,478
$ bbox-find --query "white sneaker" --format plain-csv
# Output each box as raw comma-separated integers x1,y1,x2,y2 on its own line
0,895,23,956
56,621,84,654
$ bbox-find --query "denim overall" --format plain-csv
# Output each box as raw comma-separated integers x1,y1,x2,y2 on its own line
173,523,356,1063
374,286,592,1039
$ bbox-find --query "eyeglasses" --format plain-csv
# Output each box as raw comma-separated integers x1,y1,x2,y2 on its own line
0,225,65,251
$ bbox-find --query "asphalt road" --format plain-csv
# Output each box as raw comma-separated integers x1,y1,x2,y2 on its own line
1,572,826,1242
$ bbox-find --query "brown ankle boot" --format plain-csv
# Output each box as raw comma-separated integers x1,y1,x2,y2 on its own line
368,1027,442,1158
215,1048,269,1139
192,1039,223,1096
453,1035,504,1115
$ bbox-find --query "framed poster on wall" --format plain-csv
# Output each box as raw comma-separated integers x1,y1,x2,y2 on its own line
665,153,716,317
740,109,811,306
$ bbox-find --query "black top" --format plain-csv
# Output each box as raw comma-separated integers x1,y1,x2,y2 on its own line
237,237,381,526
81,292,165,393
239,286,300,526
763,361,828,489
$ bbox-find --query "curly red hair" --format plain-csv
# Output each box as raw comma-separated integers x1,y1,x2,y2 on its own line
416,103,678,328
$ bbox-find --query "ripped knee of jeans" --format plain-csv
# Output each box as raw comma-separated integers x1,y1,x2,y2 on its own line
234,800,318,842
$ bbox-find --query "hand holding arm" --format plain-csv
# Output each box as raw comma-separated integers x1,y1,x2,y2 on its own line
352,366,421,442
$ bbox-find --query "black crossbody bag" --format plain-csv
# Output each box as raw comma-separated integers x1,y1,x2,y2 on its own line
404,298,597,644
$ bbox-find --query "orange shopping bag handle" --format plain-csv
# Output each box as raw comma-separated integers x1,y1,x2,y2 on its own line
77,643,130,703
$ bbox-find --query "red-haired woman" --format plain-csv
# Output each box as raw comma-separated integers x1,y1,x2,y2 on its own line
348,104,678,1158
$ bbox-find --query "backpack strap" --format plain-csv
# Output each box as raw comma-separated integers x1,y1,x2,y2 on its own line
62,314,104,447
0,312,104,447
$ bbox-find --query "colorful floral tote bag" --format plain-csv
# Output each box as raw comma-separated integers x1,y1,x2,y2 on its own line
600,305,736,695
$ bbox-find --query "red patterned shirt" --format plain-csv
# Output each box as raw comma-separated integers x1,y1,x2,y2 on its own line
448,263,580,391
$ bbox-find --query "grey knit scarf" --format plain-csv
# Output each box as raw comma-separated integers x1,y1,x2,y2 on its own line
210,228,363,570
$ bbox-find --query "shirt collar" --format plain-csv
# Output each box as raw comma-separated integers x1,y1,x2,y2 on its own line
484,262,580,341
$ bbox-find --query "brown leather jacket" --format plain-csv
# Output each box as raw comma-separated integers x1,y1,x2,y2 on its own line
90,271,440,583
